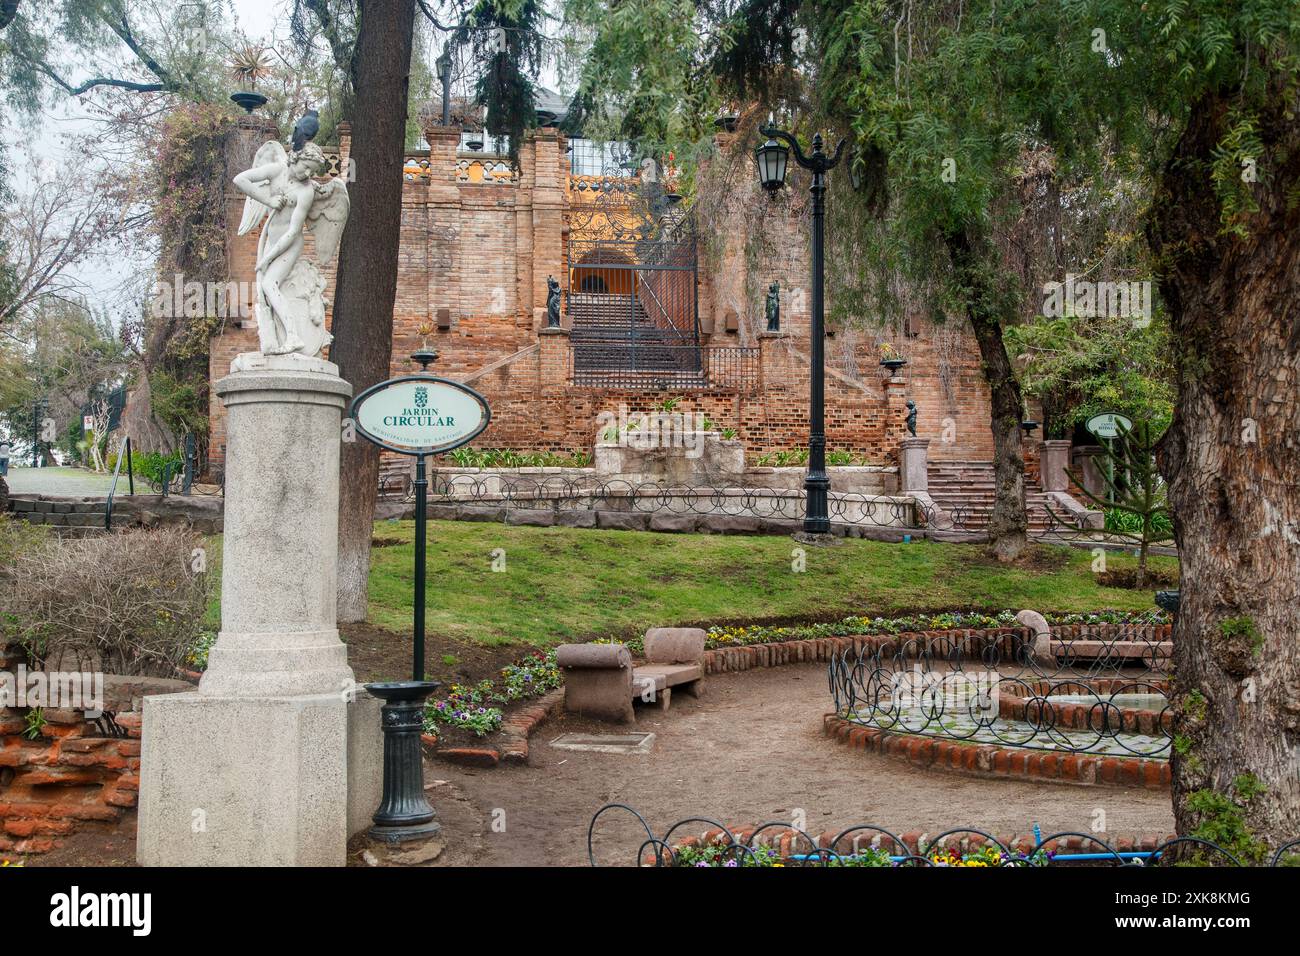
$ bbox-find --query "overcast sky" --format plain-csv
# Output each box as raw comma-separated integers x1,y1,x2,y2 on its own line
29,1,565,318
24,2,280,318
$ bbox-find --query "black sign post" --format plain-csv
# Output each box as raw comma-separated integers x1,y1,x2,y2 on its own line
350,347,492,680
348,348,491,843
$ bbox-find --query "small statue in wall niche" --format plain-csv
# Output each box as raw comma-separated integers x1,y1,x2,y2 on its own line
905,399,918,437
766,281,780,332
546,275,562,328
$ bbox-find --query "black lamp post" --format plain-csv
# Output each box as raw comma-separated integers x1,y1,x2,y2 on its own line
436,46,452,127
755,124,845,535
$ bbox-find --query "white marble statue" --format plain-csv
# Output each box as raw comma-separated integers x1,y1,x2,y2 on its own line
234,140,350,359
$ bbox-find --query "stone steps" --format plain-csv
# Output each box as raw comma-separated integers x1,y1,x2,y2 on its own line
927,461,1089,532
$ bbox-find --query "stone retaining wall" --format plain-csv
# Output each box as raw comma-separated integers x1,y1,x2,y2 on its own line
5,494,223,533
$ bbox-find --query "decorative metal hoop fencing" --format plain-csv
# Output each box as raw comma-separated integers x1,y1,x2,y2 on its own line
828,611,1174,758
588,804,1296,868
375,468,1152,549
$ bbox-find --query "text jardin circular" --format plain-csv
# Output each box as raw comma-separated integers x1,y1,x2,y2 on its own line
350,375,491,455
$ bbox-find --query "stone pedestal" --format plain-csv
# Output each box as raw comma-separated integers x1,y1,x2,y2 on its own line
899,437,931,493
1072,444,1106,497
757,330,789,390
137,354,382,866
1040,439,1072,492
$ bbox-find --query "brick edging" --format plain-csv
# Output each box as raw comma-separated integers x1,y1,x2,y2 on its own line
425,688,566,768
822,714,1171,789
702,629,1027,673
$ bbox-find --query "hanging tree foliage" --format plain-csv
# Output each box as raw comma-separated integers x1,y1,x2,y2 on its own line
129,102,239,448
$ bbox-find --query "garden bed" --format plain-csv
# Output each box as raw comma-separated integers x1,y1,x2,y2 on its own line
612,812,1182,866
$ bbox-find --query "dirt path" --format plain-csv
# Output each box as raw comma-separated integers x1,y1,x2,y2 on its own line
427,663,1175,866
25,663,1174,867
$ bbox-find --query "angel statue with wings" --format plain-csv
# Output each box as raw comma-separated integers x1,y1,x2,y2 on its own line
233,139,349,359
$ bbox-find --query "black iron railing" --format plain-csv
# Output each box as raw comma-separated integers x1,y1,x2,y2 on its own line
104,435,134,530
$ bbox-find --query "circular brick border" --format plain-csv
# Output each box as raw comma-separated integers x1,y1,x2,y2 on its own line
823,714,1171,789
998,677,1172,734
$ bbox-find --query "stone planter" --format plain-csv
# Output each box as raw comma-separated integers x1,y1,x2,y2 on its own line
594,431,745,484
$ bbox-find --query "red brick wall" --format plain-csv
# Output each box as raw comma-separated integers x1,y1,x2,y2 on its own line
208,122,995,474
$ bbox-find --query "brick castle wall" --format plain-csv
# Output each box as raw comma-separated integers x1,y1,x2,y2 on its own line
208,121,996,474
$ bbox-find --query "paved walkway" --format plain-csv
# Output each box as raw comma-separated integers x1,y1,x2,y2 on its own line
4,466,116,496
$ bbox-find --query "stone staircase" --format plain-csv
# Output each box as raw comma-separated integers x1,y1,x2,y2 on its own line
568,292,703,385
926,460,1092,534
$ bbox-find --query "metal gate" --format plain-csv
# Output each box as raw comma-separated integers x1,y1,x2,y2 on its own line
567,233,701,385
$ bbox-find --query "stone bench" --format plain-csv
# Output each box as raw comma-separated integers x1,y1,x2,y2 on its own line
557,628,707,724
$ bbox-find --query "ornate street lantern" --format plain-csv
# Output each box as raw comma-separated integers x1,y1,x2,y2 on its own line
755,136,790,193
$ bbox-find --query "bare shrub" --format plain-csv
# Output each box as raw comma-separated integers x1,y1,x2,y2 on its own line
3,526,211,677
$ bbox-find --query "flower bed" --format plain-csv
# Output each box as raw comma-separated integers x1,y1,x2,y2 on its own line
423,650,562,738
596,609,1167,657
589,806,1199,868
703,609,1166,650
671,841,1051,867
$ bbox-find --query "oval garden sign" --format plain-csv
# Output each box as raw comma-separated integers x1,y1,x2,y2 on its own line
1084,411,1133,440
351,375,491,456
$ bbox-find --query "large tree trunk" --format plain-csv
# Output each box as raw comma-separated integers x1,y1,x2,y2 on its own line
331,0,416,623
119,367,178,456
947,229,1028,562
1151,88,1300,856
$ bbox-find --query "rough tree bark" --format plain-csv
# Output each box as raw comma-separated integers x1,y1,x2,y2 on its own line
947,229,1028,562
332,0,417,623
1151,87,1300,855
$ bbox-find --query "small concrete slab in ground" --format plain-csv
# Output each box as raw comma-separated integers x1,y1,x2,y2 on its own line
549,732,656,754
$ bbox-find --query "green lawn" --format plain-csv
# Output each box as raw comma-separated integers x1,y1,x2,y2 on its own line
358,520,1176,647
